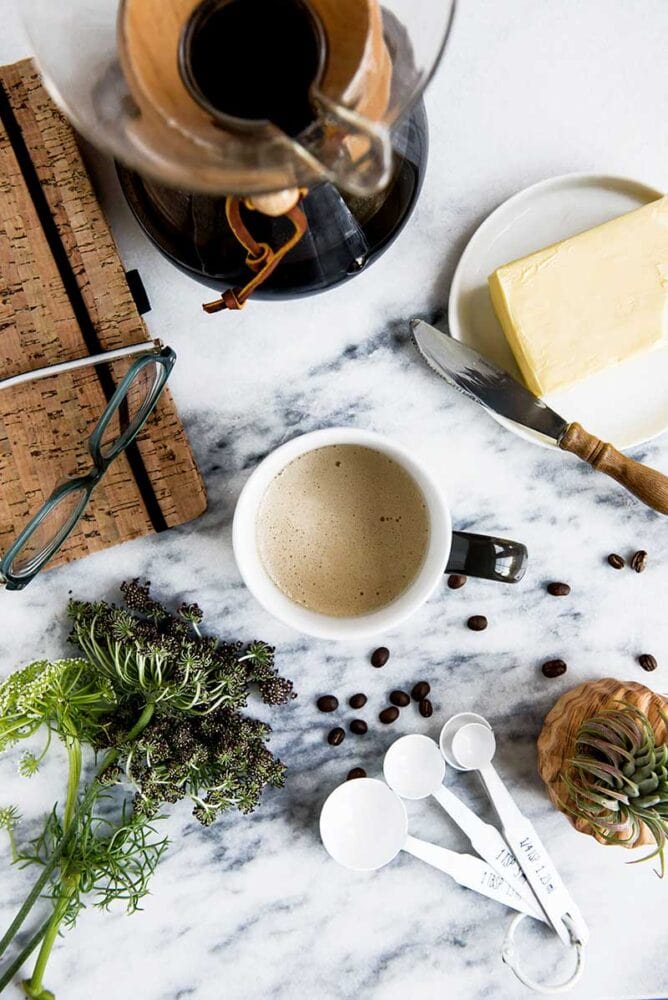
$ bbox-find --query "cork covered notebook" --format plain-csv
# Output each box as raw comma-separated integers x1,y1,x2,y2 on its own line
0,59,207,572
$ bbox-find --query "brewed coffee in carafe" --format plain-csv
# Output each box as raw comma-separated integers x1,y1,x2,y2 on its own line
118,0,428,301
182,0,321,137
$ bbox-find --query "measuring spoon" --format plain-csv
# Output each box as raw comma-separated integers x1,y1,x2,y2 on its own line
383,734,543,921
448,720,589,947
319,778,540,917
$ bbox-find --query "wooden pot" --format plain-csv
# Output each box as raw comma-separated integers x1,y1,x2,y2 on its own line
537,678,668,848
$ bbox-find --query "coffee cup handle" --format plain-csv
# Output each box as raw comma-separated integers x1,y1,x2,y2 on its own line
446,532,528,584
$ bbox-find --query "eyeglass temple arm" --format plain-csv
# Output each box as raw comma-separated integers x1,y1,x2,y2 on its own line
0,340,163,393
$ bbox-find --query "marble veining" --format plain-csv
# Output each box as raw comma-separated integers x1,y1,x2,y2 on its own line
1,1,668,998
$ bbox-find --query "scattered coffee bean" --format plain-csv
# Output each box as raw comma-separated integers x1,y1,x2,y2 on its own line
317,695,339,713
411,681,431,702
327,727,345,746
608,553,625,570
419,698,433,718
379,707,400,725
447,574,467,590
542,659,567,678
390,690,411,708
349,693,367,710
347,767,367,781
547,582,571,597
467,615,488,632
631,550,648,574
638,653,658,672
371,646,390,668
350,719,368,736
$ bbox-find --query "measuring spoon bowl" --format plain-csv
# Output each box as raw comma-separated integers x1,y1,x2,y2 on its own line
320,778,407,871
439,712,492,770
383,734,445,800
452,722,497,771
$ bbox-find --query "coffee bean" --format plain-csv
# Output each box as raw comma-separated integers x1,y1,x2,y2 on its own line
347,767,367,781
317,695,339,713
350,719,368,736
638,653,658,672
631,550,648,574
419,698,433,718
327,727,345,746
390,690,411,708
547,582,571,596
379,707,400,725
349,693,367,710
467,615,488,632
608,553,625,570
542,659,567,678
411,681,431,702
447,574,467,590
371,647,390,668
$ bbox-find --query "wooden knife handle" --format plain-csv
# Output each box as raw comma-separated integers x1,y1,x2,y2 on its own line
560,423,668,515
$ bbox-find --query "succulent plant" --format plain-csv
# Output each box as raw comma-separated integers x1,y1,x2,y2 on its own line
563,701,668,875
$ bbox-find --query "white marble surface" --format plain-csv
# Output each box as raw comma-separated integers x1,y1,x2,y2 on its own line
1,2,668,998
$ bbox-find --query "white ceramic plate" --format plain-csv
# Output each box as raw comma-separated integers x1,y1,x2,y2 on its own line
448,173,668,450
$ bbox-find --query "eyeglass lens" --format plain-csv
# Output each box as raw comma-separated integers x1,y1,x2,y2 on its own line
98,359,163,459
8,485,89,578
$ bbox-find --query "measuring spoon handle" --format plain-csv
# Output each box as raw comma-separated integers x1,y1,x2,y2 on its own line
431,785,543,919
479,767,589,946
402,835,539,917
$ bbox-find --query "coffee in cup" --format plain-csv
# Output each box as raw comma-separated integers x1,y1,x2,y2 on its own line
256,444,430,617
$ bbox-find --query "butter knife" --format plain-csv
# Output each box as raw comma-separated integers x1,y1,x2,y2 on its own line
411,319,668,516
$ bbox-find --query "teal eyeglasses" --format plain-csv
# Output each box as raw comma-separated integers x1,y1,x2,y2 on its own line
0,341,176,591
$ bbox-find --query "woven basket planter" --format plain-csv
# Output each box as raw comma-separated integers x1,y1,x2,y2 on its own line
537,678,668,848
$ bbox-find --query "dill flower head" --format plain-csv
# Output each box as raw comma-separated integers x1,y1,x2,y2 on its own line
0,804,20,831
0,658,115,751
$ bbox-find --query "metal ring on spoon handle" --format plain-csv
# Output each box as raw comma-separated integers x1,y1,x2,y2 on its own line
502,912,586,994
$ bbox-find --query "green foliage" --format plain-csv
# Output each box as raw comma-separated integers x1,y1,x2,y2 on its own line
564,701,668,875
68,580,294,715
20,800,169,925
0,581,295,999
127,709,286,824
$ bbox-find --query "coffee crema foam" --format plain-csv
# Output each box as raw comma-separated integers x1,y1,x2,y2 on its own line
256,445,430,617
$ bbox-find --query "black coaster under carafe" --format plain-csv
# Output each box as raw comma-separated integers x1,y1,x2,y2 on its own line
116,103,428,300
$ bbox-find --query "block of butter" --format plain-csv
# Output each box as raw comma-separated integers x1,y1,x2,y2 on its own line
488,195,668,396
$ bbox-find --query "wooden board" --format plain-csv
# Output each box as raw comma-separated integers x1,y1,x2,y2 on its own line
0,59,207,574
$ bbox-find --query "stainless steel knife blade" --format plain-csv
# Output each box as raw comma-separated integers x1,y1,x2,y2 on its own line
411,319,568,443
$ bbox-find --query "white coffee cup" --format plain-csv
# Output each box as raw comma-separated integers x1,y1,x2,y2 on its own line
233,428,526,640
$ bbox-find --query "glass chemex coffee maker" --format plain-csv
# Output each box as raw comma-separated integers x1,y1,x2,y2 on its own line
22,0,456,311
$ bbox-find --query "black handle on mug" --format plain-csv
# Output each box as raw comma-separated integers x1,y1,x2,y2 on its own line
446,532,528,584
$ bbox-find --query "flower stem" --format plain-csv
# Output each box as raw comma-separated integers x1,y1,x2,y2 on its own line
125,702,155,743
0,919,50,994
7,825,19,865
21,739,84,996
63,741,82,833
0,701,155,960
0,773,99,961
23,882,77,999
